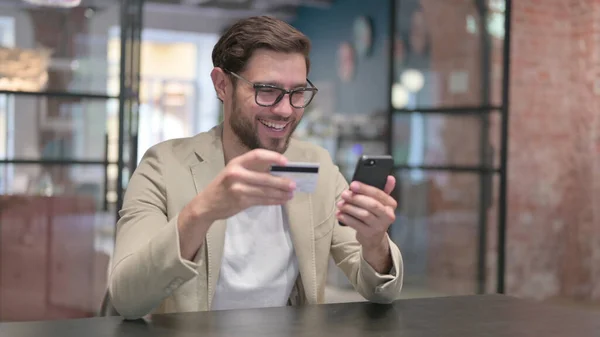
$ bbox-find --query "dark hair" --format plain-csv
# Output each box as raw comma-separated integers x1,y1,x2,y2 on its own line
212,16,311,75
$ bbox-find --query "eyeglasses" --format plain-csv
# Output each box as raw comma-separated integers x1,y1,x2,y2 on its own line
227,71,318,109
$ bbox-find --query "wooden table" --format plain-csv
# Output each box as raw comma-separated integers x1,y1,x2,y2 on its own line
1,295,599,336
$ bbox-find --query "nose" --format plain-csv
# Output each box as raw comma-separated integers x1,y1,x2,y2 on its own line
271,95,294,118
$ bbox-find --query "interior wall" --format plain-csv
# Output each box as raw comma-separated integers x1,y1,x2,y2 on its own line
291,0,391,116
504,0,600,303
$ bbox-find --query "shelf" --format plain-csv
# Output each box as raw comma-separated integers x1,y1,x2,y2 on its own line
394,164,500,173
337,136,385,142
0,90,118,100
393,105,502,115
0,159,116,166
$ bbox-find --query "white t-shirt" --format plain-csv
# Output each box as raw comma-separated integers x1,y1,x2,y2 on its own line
211,205,299,311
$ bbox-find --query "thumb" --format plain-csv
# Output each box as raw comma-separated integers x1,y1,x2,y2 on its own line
238,149,288,171
383,175,396,195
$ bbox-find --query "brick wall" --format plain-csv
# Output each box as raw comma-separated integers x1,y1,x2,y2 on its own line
501,0,572,300
423,0,600,302
569,0,600,302
502,0,600,302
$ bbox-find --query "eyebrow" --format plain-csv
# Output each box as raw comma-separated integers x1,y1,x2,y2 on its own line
256,80,308,89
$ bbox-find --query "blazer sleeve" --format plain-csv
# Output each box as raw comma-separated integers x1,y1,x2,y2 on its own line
329,170,404,303
108,145,199,319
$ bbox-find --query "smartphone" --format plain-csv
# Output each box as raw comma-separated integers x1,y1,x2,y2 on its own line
339,155,394,226
350,155,394,190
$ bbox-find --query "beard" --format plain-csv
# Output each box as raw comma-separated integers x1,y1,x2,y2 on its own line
228,95,298,154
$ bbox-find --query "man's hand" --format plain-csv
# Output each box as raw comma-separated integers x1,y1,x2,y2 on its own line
335,176,397,273
191,149,296,222
178,149,296,260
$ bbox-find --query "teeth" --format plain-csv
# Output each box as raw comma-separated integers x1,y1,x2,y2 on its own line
259,119,287,130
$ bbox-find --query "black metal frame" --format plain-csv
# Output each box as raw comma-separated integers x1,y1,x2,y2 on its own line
116,0,144,218
385,0,396,157
476,0,492,295
497,0,512,294
393,164,499,174
393,105,501,114
388,0,511,294
0,0,144,221
0,90,117,100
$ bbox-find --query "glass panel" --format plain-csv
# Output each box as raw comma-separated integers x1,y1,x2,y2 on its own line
393,0,503,109
488,0,506,108
0,163,115,322
0,1,121,94
391,111,500,168
389,170,498,297
136,78,198,164
0,95,117,162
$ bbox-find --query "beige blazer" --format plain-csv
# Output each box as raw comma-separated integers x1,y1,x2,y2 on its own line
108,124,403,319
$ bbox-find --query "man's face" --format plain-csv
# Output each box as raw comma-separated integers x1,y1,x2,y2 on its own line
226,50,307,154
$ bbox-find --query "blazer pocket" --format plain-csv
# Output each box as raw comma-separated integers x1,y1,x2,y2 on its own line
313,203,336,240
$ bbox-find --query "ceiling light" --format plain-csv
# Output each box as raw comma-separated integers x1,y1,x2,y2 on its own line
391,83,409,109
22,0,82,8
401,69,425,93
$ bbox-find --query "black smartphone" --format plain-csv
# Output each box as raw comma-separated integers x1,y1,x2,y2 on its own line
351,155,394,190
339,155,394,226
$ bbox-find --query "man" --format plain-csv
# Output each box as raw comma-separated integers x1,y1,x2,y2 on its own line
108,16,403,320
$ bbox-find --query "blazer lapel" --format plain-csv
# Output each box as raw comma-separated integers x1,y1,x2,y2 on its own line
188,125,227,311
283,142,317,304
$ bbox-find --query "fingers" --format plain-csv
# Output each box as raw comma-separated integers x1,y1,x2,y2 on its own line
227,148,294,191
338,191,395,223
335,210,374,234
231,183,294,205
245,171,296,191
235,149,288,172
225,167,295,192
243,184,294,200
348,180,397,208
342,191,396,218
336,201,377,226
222,149,297,208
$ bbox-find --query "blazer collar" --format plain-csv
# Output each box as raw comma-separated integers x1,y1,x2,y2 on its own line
189,124,317,308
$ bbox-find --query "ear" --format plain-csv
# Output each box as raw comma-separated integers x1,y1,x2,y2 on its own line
211,67,230,101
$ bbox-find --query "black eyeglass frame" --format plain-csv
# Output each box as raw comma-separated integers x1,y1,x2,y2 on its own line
227,71,319,109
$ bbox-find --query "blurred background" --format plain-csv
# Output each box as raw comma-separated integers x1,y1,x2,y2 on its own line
0,0,599,322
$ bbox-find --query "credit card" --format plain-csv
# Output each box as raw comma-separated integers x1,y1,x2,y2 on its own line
270,162,319,193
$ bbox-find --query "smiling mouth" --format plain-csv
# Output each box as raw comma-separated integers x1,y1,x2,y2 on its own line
258,118,290,132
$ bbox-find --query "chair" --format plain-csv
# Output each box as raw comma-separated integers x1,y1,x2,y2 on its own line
98,290,120,317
